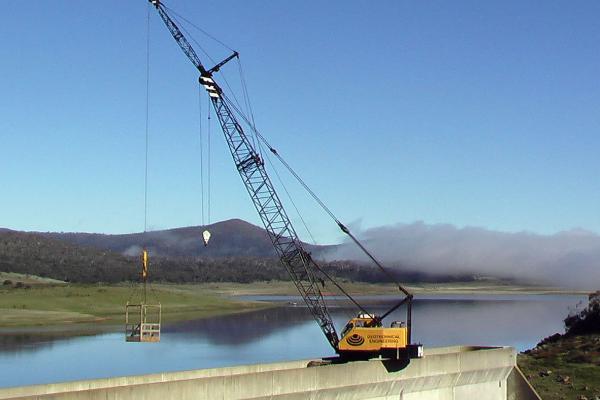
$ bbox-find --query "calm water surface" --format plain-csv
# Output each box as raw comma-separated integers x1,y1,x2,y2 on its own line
0,294,585,388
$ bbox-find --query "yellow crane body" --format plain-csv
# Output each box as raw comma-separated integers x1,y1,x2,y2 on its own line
337,315,411,357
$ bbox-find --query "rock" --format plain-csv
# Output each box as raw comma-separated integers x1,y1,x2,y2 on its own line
577,396,588,400
556,375,571,384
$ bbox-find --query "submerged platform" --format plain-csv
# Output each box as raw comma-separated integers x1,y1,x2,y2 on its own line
0,345,540,399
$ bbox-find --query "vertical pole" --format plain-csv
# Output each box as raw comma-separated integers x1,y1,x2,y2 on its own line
407,299,412,344
140,305,143,339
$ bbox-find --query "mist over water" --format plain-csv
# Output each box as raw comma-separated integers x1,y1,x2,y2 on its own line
324,222,600,290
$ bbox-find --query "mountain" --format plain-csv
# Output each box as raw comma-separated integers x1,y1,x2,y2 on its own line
41,219,329,258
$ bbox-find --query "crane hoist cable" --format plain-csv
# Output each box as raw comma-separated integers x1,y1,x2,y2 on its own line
207,94,212,225
148,0,421,357
162,4,235,53
198,87,213,246
198,87,205,227
144,2,151,234
124,3,163,344
223,93,411,297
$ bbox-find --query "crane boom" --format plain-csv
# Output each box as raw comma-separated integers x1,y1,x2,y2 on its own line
150,0,339,349
148,0,424,360
153,2,207,74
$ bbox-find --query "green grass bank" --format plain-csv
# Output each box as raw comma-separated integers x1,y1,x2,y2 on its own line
0,283,268,328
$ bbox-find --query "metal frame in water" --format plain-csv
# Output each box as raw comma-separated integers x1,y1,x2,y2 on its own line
125,303,161,342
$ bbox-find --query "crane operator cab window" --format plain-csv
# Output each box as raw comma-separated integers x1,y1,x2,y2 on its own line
341,322,354,338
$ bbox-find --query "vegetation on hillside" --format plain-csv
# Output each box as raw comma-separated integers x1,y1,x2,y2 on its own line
518,291,600,400
565,291,600,335
0,230,485,285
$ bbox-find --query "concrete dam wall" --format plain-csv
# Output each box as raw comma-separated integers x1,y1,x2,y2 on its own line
0,346,540,400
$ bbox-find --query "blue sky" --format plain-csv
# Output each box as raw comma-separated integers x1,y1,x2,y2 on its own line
1,0,600,244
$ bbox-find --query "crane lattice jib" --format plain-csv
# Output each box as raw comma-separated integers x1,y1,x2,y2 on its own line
150,0,339,349
211,93,339,348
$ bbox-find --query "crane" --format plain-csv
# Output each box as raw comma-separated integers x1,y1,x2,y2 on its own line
149,0,422,360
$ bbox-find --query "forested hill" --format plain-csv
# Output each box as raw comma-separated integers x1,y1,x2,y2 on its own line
0,220,484,284
40,219,330,258
0,229,137,283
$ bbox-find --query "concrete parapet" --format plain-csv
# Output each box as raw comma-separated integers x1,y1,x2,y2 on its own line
0,346,539,400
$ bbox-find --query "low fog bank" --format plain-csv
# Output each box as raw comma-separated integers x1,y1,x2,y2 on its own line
323,222,600,290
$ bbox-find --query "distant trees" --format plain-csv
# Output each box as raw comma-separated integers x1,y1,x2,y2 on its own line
0,230,482,285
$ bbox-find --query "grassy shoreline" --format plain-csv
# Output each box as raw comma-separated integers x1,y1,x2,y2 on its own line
198,280,586,296
0,280,582,333
0,283,272,331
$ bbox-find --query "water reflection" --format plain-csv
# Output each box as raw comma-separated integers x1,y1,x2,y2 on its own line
0,294,585,388
165,306,311,346
165,294,580,350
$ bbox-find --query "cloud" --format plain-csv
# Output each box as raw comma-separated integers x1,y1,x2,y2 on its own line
123,245,143,257
324,221,600,290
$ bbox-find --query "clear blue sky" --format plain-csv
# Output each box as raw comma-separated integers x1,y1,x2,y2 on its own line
1,0,599,244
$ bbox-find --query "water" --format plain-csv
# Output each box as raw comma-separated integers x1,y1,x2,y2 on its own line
0,294,585,388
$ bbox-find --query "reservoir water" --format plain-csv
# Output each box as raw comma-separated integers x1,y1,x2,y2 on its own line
0,293,585,388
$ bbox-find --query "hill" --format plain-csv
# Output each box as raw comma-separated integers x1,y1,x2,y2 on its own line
0,220,495,285
518,293,600,399
41,219,328,258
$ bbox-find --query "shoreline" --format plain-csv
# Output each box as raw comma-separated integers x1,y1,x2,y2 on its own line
0,281,585,337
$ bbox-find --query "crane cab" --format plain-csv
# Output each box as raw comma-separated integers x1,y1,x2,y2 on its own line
337,314,419,359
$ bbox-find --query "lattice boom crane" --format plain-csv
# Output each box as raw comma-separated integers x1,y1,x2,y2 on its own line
149,0,422,360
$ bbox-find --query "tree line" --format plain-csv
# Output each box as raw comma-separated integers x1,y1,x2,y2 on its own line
0,230,479,284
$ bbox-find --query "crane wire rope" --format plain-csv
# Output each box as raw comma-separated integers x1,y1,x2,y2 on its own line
162,3,235,52
129,2,154,306
231,66,354,315
262,144,317,246
158,1,407,307
236,62,317,246
142,3,151,304
207,94,212,224
237,59,256,128
144,2,151,234
163,3,257,152
221,85,371,317
259,143,361,318
222,93,409,295
198,87,206,226
165,6,248,126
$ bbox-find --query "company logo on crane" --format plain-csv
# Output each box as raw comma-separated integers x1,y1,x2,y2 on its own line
346,334,365,347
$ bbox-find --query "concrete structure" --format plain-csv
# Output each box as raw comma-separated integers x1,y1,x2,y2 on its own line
0,346,540,399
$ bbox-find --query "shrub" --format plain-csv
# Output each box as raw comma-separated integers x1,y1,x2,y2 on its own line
565,291,600,335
